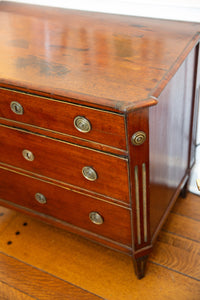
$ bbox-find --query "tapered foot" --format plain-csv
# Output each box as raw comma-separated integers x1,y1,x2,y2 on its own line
133,255,149,279
180,180,188,199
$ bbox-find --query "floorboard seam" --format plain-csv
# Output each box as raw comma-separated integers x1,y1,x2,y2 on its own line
149,260,200,282
171,211,200,222
0,279,38,299
162,229,200,243
0,250,105,300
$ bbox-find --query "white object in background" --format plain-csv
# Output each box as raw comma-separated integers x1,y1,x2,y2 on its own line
196,90,200,145
188,145,200,195
4,0,200,22
191,89,200,195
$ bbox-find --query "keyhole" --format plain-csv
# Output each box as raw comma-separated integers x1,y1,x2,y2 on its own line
22,150,34,161
10,101,23,115
14,104,19,112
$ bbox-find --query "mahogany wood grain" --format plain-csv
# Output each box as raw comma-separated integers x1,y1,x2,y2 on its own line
125,107,152,278
0,161,130,209
0,125,129,202
0,166,132,246
0,2,199,112
126,108,150,251
0,87,126,150
149,46,197,236
0,117,128,156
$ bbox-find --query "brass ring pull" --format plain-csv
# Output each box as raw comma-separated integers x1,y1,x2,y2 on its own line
82,166,98,181
89,212,104,225
22,149,34,161
10,101,24,115
74,116,91,133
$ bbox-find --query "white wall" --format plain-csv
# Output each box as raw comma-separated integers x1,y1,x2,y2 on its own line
3,0,200,22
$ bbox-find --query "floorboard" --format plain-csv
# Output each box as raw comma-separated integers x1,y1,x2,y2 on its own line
150,231,200,280
0,252,102,300
163,212,200,242
172,193,200,220
0,281,36,300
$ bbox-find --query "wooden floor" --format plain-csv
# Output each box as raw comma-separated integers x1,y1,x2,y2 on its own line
0,192,199,299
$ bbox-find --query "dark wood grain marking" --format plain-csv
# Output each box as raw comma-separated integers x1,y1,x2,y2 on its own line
8,39,29,49
50,45,89,52
16,55,70,77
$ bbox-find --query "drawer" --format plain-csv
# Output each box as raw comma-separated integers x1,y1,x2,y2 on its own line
0,125,129,203
0,88,126,150
0,167,132,246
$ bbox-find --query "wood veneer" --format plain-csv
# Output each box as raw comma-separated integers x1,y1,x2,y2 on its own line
0,125,129,202
0,87,126,150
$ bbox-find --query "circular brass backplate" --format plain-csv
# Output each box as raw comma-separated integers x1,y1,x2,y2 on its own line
10,101,24,115
131,131,146,146
74,116,91,133
82,166,98,181
89,212,104,225
22,149,35,161
35,193,46,204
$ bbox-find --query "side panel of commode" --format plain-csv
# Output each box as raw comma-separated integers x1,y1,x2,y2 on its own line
149,44,200,239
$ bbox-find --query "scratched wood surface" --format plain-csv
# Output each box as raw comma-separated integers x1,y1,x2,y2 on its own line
0,1,200,111
0,193,199,300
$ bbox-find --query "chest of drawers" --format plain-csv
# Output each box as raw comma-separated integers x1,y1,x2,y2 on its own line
0,2,200,279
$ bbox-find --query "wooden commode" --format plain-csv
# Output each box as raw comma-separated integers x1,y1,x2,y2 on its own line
0,2,200,278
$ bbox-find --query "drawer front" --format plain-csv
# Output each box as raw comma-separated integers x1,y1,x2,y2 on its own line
0,88,126,150
0,125,129,202
0,167,132,246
